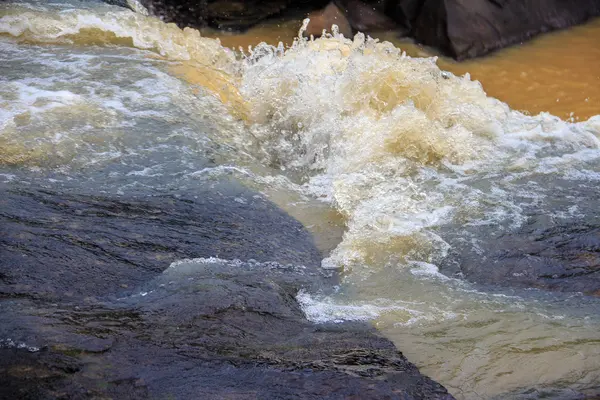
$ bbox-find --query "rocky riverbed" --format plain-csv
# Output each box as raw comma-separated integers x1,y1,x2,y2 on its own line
1,2,600,398
0,181,454,399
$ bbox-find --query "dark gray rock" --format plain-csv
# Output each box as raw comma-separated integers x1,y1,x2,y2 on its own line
388,0,600,59
0,182,322,300
441,220,600,296
0,183,454,399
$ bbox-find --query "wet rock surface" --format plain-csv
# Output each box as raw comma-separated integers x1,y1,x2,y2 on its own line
442,220,600,296
0,181,454,399
439,177,600,296
407,0,600,59
0,182,322,300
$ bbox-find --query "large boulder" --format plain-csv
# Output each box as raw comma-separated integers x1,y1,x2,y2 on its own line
383,0,600,59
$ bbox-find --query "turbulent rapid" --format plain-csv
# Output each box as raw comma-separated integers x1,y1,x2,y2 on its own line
1,1,600,399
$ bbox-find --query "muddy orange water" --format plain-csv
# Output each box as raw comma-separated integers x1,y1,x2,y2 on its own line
203,16,600,121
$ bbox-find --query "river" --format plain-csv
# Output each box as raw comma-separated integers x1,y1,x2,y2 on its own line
1,1,600,399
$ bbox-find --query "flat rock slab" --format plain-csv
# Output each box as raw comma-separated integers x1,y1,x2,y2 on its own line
0,182,454,399
0,260,453,399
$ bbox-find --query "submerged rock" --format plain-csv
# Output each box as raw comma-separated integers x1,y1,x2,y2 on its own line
0,182,454,399
495,386,600,400
442,221,600,296
437,175,600,296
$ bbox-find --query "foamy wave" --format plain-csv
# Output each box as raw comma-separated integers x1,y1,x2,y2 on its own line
236,32,600,275
297,290,460,325
0,3,234,67
167,256,306,271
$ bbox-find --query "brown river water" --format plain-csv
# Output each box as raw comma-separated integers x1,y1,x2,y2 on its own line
1,1,600,399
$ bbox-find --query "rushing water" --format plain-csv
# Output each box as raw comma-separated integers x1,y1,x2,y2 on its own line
1,1,600,398
203,15,600,122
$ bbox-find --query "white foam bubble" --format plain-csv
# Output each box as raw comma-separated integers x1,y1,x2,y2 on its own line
297,290,463,326
409,261,451,281
167,257,305,272
297,290,415,323
0,338,40,353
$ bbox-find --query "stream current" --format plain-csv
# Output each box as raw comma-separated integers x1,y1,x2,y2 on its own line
1,1,600,398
